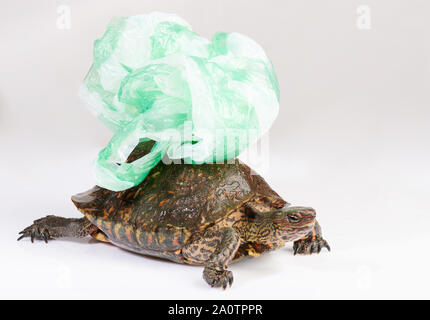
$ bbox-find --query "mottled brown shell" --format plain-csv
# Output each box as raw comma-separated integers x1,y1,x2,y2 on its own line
72,141,286,234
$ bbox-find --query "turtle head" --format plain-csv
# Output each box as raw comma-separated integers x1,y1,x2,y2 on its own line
273,206,316,242
245,201,316,244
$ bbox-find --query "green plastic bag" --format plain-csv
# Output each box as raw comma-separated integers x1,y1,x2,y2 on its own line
79,12,279,191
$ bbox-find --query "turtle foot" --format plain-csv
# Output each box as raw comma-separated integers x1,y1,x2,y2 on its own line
203,267,233,289
17,215,55,243
18,216,94,243
293,235,330,255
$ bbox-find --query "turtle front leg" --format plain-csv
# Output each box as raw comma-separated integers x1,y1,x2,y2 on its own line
18,215,96,243
293,220,330,255
201,227,240,289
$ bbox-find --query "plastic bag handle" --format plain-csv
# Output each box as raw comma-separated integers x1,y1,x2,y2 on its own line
94,116,171,191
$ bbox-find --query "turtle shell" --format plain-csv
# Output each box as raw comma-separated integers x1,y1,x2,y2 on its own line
72,141,287,236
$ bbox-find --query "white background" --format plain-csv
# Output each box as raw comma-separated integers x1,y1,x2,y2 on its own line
1,1,429,299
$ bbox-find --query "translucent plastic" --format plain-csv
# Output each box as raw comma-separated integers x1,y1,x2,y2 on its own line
79,12,280,191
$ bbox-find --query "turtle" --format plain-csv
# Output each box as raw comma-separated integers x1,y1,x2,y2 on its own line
18,140,330,289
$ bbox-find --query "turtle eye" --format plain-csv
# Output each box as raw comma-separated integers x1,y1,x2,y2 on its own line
288,213,301,224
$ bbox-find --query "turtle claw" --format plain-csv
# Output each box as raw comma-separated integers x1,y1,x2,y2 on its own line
17,217,52,243
293,236,330,255
203,267,233,289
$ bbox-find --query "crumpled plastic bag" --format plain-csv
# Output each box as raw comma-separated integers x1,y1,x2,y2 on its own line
79,12,280,191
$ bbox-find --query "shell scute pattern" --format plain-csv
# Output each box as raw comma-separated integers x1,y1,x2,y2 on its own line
71,141,285,250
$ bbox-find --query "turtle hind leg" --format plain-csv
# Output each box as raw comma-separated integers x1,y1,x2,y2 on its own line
201,227,240,289
17,215,97,243
293,220,330,255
